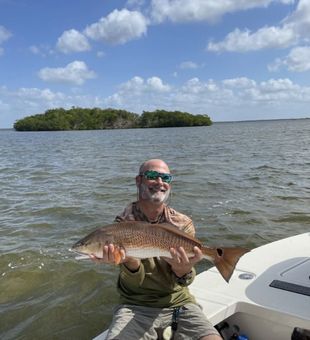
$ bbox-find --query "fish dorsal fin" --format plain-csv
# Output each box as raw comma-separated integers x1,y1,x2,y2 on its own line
151,222,202,246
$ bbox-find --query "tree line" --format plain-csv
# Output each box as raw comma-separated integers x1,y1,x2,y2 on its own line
13,107,212,131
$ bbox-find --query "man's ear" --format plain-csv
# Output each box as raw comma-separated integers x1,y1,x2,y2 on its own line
135,175,141,187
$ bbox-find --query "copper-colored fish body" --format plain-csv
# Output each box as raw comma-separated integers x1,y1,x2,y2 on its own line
71,221,250,282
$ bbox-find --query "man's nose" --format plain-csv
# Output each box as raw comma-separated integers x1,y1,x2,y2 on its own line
155,176,163,183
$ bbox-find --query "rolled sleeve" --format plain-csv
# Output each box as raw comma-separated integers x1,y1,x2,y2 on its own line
175,267,196,287
119,262,145,287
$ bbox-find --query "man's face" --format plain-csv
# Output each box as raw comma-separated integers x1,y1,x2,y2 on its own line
137,163,171,204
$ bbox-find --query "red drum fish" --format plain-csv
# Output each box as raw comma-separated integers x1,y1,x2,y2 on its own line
71,221,249,282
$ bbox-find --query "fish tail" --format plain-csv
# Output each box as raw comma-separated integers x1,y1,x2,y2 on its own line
202,246,250,283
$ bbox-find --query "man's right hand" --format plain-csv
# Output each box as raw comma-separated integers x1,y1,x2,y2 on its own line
90,244,141,272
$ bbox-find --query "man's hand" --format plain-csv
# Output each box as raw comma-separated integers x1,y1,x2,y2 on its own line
163,246,203,278
90,244,141,272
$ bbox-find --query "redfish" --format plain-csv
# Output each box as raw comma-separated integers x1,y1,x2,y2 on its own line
71,221,249,282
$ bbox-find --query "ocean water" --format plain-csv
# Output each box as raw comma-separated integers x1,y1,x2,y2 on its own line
0,119,309,339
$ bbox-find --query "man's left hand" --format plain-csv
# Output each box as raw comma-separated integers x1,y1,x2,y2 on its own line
163,246,203,278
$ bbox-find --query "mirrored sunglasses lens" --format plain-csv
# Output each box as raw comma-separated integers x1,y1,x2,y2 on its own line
144,171,158,180
161,174,172,183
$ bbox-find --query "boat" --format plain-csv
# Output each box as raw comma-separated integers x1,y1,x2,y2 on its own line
93,232,310,339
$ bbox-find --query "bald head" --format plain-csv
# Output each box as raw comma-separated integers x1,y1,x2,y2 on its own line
139,159,170,174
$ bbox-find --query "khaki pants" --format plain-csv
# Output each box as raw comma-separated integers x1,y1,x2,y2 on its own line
106,303,220,340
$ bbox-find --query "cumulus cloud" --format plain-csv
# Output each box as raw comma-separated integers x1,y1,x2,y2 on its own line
84,9,148,45
56,29,91,54
269,46,310,72
118,76,170,93
285,0,310,36
222,77,257,88
16,87,65,102
0,25,12,55
150,0,294,23
104,75,310,117
208,26,296,52
147,77,171,91
38,61,96,85
207,0,309,53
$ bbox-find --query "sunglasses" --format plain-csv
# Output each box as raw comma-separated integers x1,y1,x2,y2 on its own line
139,170,173,184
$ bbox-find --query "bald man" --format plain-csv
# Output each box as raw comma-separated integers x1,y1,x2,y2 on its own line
97,159,221,340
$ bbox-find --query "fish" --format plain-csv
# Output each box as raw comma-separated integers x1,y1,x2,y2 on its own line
71,221,250,283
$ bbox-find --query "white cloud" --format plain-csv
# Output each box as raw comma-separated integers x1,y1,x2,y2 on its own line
96,51,105,58
16,87,65,101
207,0,309,53
29,44,54,57
179,61,198,69
118,76,170,93
181,77,219,93
284,0,310,36
208,26,296,52
84,9,148,45
29,45,41,55
150,0,294,23
269,46,310,72
147,77,171,91
120,76,144,92
104,75,310,118
38,61,96,85
223,77,257,88
0,25,12,43
0,25,12,55
243,78,309,103
57,29,91,54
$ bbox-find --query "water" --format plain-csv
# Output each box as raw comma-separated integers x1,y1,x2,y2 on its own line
1,120,309,339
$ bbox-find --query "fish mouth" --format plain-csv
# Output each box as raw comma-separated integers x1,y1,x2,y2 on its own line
74,254,90,260
69,248,90,260
68,247,80,253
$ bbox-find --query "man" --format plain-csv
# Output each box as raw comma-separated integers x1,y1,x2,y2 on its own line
93,159,221,339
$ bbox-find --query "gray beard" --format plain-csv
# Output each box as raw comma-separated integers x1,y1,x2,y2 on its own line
139,182,170,204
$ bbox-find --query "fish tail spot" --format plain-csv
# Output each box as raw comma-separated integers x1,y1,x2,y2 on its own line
216,248,223,257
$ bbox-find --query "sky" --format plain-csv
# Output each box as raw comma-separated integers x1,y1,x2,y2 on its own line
1,0,310,128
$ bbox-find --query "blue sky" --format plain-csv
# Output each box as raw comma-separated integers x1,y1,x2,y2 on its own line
1,0,310,128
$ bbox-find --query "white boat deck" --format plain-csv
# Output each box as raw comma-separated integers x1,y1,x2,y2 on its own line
190,232,310,338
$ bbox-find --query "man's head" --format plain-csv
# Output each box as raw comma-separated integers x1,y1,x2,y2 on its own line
136,159,172,204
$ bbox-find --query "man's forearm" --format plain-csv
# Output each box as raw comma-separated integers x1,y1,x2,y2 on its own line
123,257,141,272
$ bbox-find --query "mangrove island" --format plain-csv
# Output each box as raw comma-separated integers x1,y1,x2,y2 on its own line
13,108,212,131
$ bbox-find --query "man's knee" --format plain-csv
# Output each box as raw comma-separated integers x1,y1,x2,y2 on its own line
199,335,223,340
